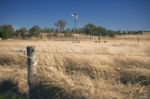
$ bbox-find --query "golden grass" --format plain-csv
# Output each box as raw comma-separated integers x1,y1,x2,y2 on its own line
0,38,150,99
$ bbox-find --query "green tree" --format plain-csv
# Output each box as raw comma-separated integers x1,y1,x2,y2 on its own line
107,30,116,38
42,28,53,33
16,27,28,39
54,19,66,33
83,23,97,40
95,26,106,36
0,25,14,40
29,25,41,37
116,30,122,37
137,31,143,35
122,31,127,35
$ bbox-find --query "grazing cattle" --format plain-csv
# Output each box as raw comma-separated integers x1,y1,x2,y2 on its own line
95,40,101,43
104,41,107,43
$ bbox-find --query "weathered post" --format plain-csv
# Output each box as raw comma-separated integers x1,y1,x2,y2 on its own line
27,46,37,99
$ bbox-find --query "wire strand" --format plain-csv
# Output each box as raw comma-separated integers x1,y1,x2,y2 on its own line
0,50,149,57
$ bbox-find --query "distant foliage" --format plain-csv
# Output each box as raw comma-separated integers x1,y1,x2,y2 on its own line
54,19,66,33
15,27,28,39
0,25,14,40
41,28,54,33
83,23,97,35
82,23,143,38
29,25,41,37
0,23,144,39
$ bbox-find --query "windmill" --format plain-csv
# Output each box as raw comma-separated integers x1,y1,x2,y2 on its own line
71,13,78,40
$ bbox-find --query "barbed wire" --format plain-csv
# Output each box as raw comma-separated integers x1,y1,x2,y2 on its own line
0,49,149,57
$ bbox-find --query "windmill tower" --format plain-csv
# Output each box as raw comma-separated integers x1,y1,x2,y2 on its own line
71,13,78,40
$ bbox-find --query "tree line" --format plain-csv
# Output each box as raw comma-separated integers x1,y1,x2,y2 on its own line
0,20,143,40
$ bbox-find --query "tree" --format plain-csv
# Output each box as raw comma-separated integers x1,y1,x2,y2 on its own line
95,26,107,36
116,30,122,37
137,31,143,35
29,25,41,37
107,30,116,38
42,28,53,33
122,31,127,35
0,24,14,40
83,23,97,40
54,19,66,33
16,27,28,39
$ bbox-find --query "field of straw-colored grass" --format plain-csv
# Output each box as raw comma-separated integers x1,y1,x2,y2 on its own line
0,38,150,99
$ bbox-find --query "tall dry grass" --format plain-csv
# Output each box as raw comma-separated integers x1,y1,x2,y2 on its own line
0,39,150,99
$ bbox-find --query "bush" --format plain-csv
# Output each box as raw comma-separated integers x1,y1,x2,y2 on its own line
0,24,14,39
108,33,115,38
0,31,9,40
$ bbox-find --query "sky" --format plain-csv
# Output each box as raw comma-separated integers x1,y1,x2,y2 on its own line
0,0,150,31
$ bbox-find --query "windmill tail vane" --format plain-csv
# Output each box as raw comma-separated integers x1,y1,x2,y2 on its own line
71,13,78,20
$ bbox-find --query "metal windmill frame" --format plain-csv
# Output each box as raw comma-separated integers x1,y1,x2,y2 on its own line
71,13,78,40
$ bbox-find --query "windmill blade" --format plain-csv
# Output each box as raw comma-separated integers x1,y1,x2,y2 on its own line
71,14,74,17
71,13,78,20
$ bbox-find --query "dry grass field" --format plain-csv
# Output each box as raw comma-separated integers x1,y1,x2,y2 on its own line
0,33,150,99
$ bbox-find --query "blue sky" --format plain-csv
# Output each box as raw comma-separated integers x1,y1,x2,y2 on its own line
0,0,150,31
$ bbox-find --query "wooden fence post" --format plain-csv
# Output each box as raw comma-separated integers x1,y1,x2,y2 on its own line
27,46,37,99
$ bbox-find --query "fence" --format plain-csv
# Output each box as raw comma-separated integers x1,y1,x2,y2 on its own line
26,46,37,99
